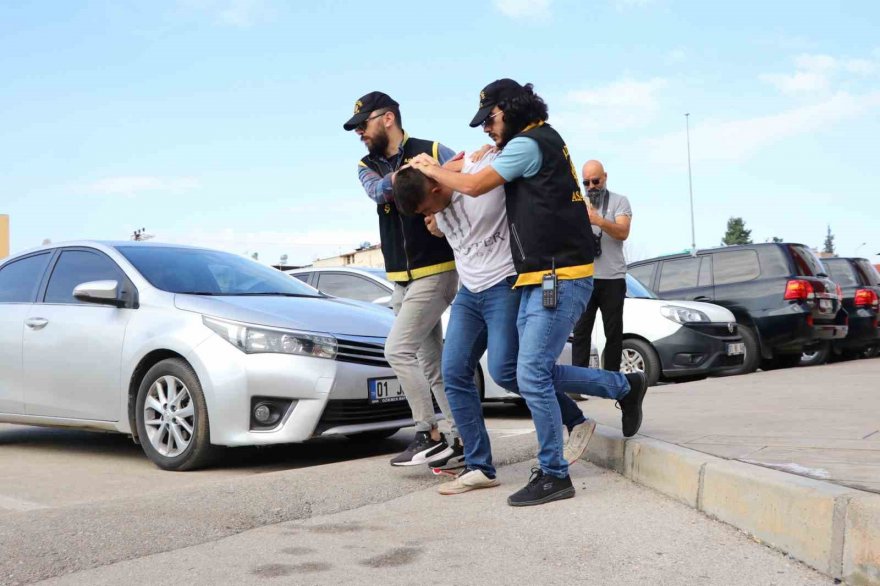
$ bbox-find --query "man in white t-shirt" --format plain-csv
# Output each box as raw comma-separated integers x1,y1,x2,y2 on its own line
393,152,596,496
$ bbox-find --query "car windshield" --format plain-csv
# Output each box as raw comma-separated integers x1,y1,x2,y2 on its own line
626,274,657,299
116,246,323,296
823,260,859,287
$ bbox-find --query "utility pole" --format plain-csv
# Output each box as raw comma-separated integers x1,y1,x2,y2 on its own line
685,113,696,256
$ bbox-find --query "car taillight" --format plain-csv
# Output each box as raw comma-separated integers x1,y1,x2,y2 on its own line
855,288,880,310
784,279,814,301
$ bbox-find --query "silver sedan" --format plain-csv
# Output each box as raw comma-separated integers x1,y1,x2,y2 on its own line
0,242,412,470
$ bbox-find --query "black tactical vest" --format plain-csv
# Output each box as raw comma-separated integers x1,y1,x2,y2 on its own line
504,123,595,279
360,136,455,282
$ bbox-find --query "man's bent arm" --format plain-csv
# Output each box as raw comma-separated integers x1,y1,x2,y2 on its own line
358,165,393,204
416,163,506,196
599,215,632,241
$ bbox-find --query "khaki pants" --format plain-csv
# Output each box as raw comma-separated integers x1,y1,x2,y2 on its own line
384,271,458,437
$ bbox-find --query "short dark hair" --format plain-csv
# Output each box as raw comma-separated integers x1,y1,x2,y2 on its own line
393,166,431,216
376,106,403,130
498,83,548,134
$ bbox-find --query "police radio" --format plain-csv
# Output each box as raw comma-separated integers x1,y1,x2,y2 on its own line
542,258,557,308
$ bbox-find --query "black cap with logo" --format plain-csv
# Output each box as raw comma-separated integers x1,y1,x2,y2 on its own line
469,78,524,127
343,91,400,131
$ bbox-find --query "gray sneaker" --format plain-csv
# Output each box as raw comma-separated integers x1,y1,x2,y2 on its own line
563,420,596,464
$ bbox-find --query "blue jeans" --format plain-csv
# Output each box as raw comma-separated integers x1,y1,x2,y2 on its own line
517,277,631,479
442,278,590,477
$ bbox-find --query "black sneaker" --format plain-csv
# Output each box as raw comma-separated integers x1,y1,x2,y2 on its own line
427,436,465,470
619,371,648,437
390,431,448,467
507,467,575,507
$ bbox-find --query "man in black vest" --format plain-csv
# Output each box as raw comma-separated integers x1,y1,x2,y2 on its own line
410,80,648,506
344,92,462,469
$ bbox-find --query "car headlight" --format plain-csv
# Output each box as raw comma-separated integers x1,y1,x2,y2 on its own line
203,316,337,359
660,305,710,324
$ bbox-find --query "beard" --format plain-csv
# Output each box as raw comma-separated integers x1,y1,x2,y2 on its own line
365,126,389,157
588,187,607,206
496,120,518,148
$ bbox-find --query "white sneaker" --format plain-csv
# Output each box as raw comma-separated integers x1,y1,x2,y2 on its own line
563,420,597,464
438,469,500,495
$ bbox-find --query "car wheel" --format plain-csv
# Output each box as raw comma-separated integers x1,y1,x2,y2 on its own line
135,358,219,471
716,324,760,376
799,342,831,367
345,428,400,441
620,339,660,387
862,345,880,359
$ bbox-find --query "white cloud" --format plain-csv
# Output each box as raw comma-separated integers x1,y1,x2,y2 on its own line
83,176,200,198
639,91,880,168
761,52,878,95
558,77,668,132
176,0,269,28
493,0,551,19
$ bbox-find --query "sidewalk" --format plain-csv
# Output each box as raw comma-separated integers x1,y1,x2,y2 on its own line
578,358,880,493
38,460,828,586
572,358,880,585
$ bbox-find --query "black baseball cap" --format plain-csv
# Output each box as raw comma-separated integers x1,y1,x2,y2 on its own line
343,91,399,131
469,78,524,127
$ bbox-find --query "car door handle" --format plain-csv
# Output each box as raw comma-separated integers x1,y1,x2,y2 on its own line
25,318,49,330
692,296,712,302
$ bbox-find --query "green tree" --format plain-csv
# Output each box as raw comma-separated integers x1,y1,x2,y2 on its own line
721,217,752,246
823,225,835,254
770,236,783,243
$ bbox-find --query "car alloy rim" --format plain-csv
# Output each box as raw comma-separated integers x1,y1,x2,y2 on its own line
802,351,818,361
621,349,645,373
143,375,195,457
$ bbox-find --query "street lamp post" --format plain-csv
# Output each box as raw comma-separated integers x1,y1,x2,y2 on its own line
685,113,696,257
854,242,867,256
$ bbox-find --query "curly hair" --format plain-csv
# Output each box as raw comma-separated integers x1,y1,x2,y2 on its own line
498,83,548,139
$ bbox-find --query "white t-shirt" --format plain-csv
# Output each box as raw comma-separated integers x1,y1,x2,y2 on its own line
434,151,517,293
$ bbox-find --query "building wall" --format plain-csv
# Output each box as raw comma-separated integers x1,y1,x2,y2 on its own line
0,215,8,260
312,245,384,268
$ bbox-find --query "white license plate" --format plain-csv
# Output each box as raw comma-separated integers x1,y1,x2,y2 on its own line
819,299,832,311
727,343,745,356
368,377,406,404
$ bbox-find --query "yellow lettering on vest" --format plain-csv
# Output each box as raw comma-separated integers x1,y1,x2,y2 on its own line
562,144,583,198
384,204,391,214
572,191,584,202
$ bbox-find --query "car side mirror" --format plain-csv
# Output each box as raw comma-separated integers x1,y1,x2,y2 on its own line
73,280,126,308
372,295,392,306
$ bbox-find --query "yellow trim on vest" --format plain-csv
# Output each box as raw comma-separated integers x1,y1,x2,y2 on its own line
513,263,594,288
432,141,439,160
386,260,457,283
358,160,367,167
521,120,546,133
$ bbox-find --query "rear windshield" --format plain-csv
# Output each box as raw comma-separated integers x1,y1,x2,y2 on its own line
788,245,828,277
823,260,859,287
116,246,322,296
855,260,880,286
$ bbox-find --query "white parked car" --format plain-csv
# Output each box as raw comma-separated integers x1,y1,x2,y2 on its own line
590,275,745,386
286,266,592,400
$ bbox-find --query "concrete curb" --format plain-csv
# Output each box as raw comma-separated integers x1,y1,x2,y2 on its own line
581,424,880,585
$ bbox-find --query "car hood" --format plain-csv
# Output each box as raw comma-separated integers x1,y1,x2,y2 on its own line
626,298,736,322
174,294,395,338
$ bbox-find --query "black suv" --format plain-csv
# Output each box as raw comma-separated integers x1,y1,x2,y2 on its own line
802,257,880,363
628,243,848,374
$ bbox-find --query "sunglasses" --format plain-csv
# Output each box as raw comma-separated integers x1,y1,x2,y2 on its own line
355,112,386,132
583,178,602,187
482,111,501,128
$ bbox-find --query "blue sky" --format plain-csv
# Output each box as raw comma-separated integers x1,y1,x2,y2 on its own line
2,0,879,266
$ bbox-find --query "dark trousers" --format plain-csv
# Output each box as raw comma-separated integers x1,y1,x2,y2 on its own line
571,278,627,371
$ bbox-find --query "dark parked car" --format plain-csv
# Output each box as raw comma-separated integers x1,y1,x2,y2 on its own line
628,243,848,374
801,257,880,364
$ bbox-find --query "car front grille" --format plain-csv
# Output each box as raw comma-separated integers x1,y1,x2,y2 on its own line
685,322,738,337
319,399,412,425
335,336,390,368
